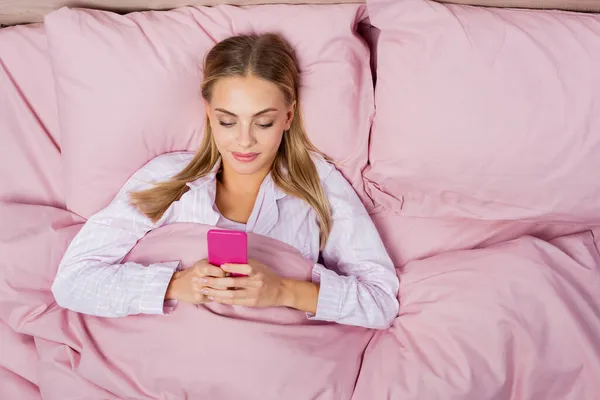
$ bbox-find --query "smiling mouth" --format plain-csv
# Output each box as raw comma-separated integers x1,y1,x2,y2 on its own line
232,152,260,162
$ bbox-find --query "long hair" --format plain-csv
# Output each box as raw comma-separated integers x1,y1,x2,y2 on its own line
129,33,332,249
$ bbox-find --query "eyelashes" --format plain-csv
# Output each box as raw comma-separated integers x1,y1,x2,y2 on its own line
218,121,274,129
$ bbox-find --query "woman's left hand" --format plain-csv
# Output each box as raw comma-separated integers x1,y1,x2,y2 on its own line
199,259,289,307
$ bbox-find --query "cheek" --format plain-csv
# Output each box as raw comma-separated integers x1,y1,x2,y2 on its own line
263,120,287,146
262,130,284,152
211,126,234,150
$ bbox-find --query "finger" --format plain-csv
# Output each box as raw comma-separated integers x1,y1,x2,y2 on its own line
199,277,254,289
193,291,207,304
195,265,226,278
193,282,227,294
194,277,231,289
202,287,248,300
221,263,252,276
210,296,256,306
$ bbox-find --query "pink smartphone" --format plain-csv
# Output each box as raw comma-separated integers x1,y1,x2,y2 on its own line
207,229,248,277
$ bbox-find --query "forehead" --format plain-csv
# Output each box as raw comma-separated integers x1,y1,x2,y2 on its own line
209,75,286,115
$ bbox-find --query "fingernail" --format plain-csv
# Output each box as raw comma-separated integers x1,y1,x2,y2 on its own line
208,296,214,300
200,278,208,284
201,289,208,295
221,264,229,271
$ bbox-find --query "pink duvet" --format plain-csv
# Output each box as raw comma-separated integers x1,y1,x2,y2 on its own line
0,320,39,400
355,232,600,399
2,204,600,399
1,205,373,399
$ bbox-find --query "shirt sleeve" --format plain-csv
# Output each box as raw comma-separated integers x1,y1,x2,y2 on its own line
308,168,400,329
51,165,181,318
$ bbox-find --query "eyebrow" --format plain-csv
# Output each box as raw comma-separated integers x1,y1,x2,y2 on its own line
214,108,278,117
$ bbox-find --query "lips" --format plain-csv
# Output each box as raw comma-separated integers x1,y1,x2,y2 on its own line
232,152,259,162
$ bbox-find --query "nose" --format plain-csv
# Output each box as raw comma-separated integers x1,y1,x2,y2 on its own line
237,122,257,148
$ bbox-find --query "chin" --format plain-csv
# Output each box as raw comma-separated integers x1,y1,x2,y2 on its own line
231,165,263,175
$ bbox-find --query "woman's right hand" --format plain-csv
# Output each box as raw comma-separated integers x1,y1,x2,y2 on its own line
165,259,226,304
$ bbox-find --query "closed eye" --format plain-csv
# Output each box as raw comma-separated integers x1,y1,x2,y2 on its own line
219,121,235,127
257,122,274,129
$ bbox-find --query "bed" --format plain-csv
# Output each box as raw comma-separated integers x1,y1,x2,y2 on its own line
1,0,600,399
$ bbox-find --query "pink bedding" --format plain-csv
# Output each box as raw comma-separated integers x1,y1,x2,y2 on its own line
1,205,373,399
2,203,600,398
44,5,374,216
354,232,600,399
2,9,600,400
0,24,63,208
371,211,597,267
0,320,40,400
366,0,600,223
0,24,63,400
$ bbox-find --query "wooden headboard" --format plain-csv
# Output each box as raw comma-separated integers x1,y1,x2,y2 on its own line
1,0,599,25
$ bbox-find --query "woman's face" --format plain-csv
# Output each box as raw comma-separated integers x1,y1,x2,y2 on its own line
206,75,295,176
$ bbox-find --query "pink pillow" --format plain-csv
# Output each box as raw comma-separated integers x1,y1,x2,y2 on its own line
365,0,600,222
44,5,372,217
0,24,64,208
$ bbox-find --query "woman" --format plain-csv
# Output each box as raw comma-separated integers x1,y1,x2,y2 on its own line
51,33,399,329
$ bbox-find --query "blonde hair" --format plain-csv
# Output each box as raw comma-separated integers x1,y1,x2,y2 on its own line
130,33,332,249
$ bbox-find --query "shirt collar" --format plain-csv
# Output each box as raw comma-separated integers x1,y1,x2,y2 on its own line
185,158,221,190
184,158,287,201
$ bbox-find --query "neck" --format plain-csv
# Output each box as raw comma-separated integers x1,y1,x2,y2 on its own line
219,161,271,195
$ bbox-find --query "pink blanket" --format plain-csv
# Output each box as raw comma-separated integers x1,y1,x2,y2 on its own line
354,232,600,400
2,203,600,399
0,204,373,399
0,320,40,400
